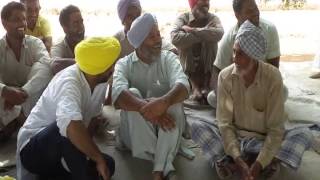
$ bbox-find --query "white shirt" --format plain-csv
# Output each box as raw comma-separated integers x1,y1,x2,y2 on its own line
0,35,52,97
17,64,107,152
214,18,280,70
50,38,74,59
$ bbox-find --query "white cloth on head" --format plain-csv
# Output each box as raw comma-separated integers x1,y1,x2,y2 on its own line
235,20,267,61
127,13,157,49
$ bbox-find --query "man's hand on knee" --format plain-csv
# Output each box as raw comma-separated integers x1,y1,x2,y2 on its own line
96,157,110,180
139,97,170,120
2,86,28,106
156,114,175,131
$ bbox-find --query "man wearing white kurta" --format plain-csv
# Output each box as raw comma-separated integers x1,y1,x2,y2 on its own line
112,13,190,180
0,2,52,141
17,37,120,180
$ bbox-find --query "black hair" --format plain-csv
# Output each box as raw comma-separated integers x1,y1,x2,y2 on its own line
1,1,26,21
59,5,81,27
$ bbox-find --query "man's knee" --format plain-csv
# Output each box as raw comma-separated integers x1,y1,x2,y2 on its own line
207,91,217,108
128,88,142,98
167,103,185,127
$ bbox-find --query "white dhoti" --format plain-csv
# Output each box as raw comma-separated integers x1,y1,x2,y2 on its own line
119,88,185,176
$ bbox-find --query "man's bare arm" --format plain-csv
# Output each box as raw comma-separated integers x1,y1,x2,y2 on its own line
114,90,146,112
67,121,110,179
43,36,52,52
162,83,188,106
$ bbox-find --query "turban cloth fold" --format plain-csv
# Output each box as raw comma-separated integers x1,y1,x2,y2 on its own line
127,13,157,49
235,20,267,61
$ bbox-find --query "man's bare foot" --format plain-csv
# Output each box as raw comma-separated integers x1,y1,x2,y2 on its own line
200,89,209,105
153,171,164,180
190,88,202,102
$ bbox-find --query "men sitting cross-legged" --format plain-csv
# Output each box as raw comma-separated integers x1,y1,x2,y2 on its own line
191,21,313,180
207,0,287,108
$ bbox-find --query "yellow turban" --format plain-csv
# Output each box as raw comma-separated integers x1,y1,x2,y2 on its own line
75,37,121,75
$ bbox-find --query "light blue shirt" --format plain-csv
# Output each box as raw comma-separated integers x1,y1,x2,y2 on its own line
112,50,190,103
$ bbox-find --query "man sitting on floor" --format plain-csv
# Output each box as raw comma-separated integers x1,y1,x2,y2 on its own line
112,13,190,180
207,0,286,108
191,20,313,180
50,5,85,75
171,0,224,105
0,1,52,142
51,5,84,59
17,37,120,180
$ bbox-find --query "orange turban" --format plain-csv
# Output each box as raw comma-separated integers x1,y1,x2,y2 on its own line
188,0,198,9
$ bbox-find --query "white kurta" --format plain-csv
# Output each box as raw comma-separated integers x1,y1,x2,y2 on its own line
112,50,190,175
50,38,74,59
17,64,107,180
0,35,52,129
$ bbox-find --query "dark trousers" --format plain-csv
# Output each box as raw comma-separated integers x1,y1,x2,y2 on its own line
20,123,115,180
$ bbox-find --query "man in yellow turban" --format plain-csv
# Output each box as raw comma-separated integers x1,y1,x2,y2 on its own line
17,37,120,180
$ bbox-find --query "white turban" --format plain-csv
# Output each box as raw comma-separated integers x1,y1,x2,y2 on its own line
127,13,157,49
235,20,267,61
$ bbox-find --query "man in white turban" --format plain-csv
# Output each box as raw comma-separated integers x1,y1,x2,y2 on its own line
112,0,176,105
17,37,121,180
112,13,190,180
191,21,312,180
